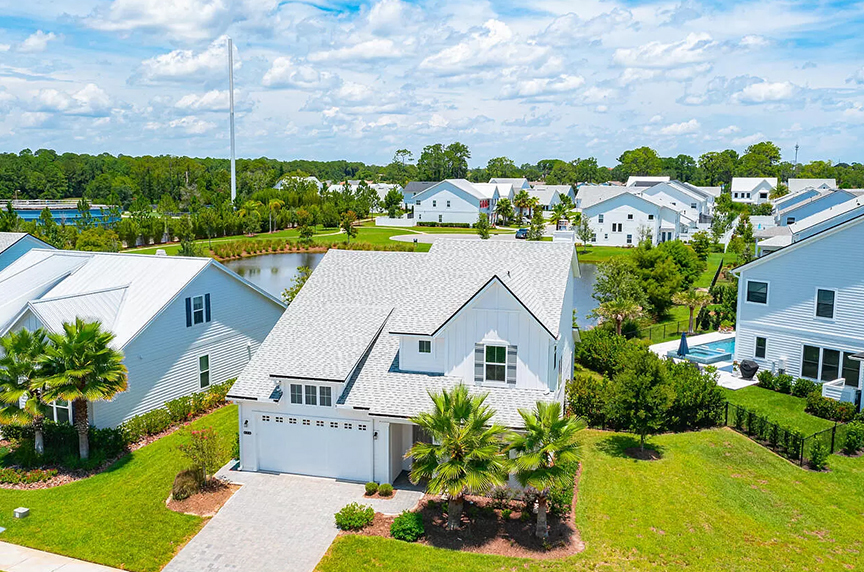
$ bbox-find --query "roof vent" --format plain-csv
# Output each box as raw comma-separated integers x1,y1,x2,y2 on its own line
155,249,167,256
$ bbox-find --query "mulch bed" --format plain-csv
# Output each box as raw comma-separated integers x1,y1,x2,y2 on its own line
363,491,397,500
167,479,240,517
342,464,585,560
624,446,663,461
0,404,229,490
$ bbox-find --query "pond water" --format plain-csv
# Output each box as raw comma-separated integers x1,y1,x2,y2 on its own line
225,252,599,328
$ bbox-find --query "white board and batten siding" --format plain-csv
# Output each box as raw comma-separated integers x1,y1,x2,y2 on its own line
92,265,284,428
413,182,485,225
735,217,864,390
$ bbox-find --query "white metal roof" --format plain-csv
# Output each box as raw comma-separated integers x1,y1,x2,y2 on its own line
626,176,670,187
527,187,560,206
787,178,836,194
731,177,777,193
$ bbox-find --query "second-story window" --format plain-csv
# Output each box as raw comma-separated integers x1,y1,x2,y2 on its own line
627,214,633,220
648,214,654,220
290,384,302,404
418,340,431,353
432,200,437,207
746,280,768,304
816,289,835,319
446,200,451,208
598,214,604,223
485,345,507,382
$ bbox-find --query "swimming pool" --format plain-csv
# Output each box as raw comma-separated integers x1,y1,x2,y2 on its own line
668,336,735,364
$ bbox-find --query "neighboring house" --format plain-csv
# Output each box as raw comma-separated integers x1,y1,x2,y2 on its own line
412,179,498,225
527,187,561,215
756,196,864,256
0,232,52,272
228,240,579,483
579,187,681,246
636,180,716,225
402,181,436,208
774,189,857,226
489,177,531,191
733,210,864,408
730,177,777,204
274,176,323,191
0,250,285,428
626,176,670,188
370,183,403,205
787,178,836,194
532,184,575,209
771,186,826,213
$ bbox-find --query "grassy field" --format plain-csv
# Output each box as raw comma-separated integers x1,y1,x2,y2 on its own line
0,406,238,572
573,245,632,264
722,386,835,436
317,427,864,572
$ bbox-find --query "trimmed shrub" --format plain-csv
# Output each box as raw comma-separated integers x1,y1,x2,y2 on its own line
364,482,379,496
165,396,194,423
774,374,793,394
756,370,775,390
573,329,633,378
416,222,471,228
6,421,125,469
0,467,57,484
172,468,202,500
378,483,393,497
565,371,608,427
809,440,829,471
843,421,864,455
666,362,725,431
792,378,818,398
390,510,424,542
501,508,513,519
547,467,577,516
334,503,374,531
806,392,857,422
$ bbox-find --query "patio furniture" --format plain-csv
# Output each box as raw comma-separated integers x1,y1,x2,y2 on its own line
739,359,759,380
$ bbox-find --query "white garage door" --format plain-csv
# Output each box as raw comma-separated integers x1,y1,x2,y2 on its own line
255,412,373,482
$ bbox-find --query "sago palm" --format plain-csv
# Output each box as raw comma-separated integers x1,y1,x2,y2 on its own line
0,329,51,455
42,319,127,460
408,385,507,530
506,401,584,539
672,288,713,333
594,298,643,336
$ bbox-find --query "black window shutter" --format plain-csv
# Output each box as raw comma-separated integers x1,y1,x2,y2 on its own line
474,343,484,384
205,293,211,322
185,297,192,327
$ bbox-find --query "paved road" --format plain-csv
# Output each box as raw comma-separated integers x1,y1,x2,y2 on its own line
164,465,423,572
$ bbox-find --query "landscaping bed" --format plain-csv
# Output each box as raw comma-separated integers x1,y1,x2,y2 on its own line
167,478,240,518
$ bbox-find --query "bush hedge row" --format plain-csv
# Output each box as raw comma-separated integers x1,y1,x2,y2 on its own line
211,238,416,260
416,222,471,228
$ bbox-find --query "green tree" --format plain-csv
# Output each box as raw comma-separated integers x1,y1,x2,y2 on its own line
296,208,314,243
486,157,519,179
475,213,491,239
408,385,507,530
444,142,471,178
617,147,662,177
42,319,128,460
341,210,358,242
281,266,312,305
268,199,284,233
690,231,711,261
737,141,782,177
592,298,643,336
506,401,584,539
0,329,51,455
494,197,514,226
575,216,594,252
527,207,545,240
550,202,572,229
417,144,447,181
592,257,647,308
672,288,713,333
383,188,403,218
698,150,739,186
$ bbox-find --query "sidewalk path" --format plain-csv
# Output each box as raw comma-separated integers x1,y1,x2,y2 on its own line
0,541,123,572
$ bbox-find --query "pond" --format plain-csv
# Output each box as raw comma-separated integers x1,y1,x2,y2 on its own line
225,252,599,328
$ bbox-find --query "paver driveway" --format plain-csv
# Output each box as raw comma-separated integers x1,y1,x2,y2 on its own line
164,465,423,572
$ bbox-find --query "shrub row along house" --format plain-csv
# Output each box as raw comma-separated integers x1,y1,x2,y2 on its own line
228,240,579,484
0,246,284,427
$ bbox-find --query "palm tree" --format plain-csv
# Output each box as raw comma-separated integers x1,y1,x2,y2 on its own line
506,401,584,539
527,197,541,220
267,199,284,233
513,190,532,224
42,319,127,460
408,385,507,530
593,298,643,336
0,329,51,455
550,202,572,230
672,288,713,333
494,198,514,226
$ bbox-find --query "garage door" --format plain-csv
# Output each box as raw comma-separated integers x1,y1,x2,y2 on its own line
255,412,373,482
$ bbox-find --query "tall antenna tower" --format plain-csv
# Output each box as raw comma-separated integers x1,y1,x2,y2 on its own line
228,37,236,205
794,143,799,174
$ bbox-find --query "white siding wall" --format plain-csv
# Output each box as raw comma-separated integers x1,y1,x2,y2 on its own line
582,194,666,247
642,185,705,221
413,183,484,225
735,219,864,384
92,266,284,428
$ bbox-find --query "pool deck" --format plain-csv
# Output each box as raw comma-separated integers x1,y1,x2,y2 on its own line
649,331,758,391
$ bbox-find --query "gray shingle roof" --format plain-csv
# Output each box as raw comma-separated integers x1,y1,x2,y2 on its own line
0,232,27,253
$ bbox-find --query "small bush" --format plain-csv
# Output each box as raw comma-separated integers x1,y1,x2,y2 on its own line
501,508,513,519
573,329,633,378
179,427,225,481
565,371,608,427
334,502,374,531
0,467,57,484
378,483,393,497
791,378,818,398
172,468,202,500
756,370,775,390
843,422,864,455
390,510,424,541
774,374,793,394
809,440,829,471
547,469,577,516
364,482,379,496
490,486,512,508
806,392,857,422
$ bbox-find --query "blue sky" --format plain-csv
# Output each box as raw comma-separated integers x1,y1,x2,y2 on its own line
2,0,864,166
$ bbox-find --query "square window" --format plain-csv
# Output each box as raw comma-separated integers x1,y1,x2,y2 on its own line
415,200,421,206
275,416,283,423
786,217,795,225
316,420,324,427
755,337,766,359
485,345,507,382
302,419,310,426
53,399,70,424
192,295,205,325
344,423,352,430
816,289,835,319
330,422,339,428
319,386,332,407
746,281,768,304
262,415,270,422
289,417,297,424
690,203,697,209
627,214,633,220
290,384,302,404
198,354,210,388
304,385,317,405
419,340,431,353
802,345,820,379
648,214,654,220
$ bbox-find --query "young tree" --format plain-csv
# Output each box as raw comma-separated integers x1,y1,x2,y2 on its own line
527,207,546,240
506,401,584,539
340,210,358,242
606,346,673,452
408,385,507,530
42,319,128,460
0,329,51,455
268,199,284,233
296,207,315,243
592,257,648,307
281,266,312,305
475,213,491,239
672,288,713,333
592,299,643,336
383,188,403,218
575,216,594,252
689,231,711,261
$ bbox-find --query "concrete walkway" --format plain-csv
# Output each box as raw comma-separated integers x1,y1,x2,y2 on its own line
163,463,424,572
0,541,122,572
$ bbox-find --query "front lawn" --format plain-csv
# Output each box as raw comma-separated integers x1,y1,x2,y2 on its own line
0,405,238,572
573,245,632,264
317,428,864,572
722,386,835,436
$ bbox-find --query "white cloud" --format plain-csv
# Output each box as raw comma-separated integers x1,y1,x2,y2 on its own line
262,57,340,89
85,0,230,41
613,32,718,68
175,90,232,111
659,118,700,135
848,66,864,85
18,30,57,53
136,35,237,83
732,132,766,146
0,44,9,52
308,39,400,63
499,75,585,99
581,86,616,104
168,115,217,134
649,115,663,124
719,125,741,135
740,35,770,49
540,8,633,46
843,102,864,121
732,80,798,103
31,83,114,116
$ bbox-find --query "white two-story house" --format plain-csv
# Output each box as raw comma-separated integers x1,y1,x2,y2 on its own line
733,211,864,408
731,177,777,205
578,187,682,246
228,240,579,484
412,179,500,225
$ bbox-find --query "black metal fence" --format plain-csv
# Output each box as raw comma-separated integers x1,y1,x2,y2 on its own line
721,401,847,467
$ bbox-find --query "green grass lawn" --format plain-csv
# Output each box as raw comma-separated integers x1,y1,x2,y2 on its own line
574,245,632,264
317,427,864,572
0,405,238,571
722,386,835,436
